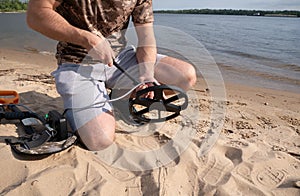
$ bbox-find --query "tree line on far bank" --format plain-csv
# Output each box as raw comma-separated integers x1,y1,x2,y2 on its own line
1,1,299,17
154,9,300,17
0,0,27,12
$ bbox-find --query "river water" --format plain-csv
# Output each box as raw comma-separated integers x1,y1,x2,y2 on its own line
0,13,299,93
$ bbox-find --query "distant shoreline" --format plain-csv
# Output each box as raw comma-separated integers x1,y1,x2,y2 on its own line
0,11,26,14
154,12,299,18
1,9,299,18
154,9,300,18
1,8,299,17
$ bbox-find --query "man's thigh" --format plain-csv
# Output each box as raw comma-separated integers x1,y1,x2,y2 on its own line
52,64,113,131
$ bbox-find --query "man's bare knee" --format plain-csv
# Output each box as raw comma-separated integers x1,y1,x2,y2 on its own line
77,112,116,151
173,61,197,91
84,131,115,151
156,57,197,91
185,63,197,89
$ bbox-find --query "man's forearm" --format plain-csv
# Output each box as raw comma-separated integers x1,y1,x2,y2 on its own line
134,23,157,81
136,46,157,65
27,0,98,50
135,23,157,63
136,46,157,82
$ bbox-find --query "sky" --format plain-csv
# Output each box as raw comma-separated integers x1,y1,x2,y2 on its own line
153,0,300,11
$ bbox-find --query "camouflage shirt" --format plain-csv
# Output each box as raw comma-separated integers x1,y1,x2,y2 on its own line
55,0,154,64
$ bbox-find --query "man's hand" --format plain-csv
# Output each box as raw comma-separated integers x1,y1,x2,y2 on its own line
87,36,115,66
27,0,115,66
135,82,155,99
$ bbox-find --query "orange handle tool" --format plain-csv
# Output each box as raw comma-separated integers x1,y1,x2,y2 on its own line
0,90,19,104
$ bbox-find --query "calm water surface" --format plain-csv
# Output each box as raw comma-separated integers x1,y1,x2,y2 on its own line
0,13,299,92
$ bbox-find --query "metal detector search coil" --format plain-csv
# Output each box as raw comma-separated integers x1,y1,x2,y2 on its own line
129,84,188,123
113,60,189,123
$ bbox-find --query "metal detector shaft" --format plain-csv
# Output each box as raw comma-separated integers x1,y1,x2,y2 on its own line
113,60,139,85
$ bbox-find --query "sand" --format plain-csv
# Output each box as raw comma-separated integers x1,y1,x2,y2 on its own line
0,48,300,195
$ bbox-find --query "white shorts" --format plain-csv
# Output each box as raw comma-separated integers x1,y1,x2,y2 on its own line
51,45,166,131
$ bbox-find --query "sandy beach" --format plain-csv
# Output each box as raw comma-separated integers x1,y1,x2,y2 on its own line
0,48,299,195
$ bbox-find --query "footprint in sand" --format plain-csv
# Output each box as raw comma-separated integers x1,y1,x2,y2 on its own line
249,151,300,190
253,167,287,189
199,145,242,186
235,163,253,184
200,155,232,186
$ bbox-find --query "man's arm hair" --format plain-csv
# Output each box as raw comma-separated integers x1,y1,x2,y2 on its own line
27,0,99,50
134,22,157,65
